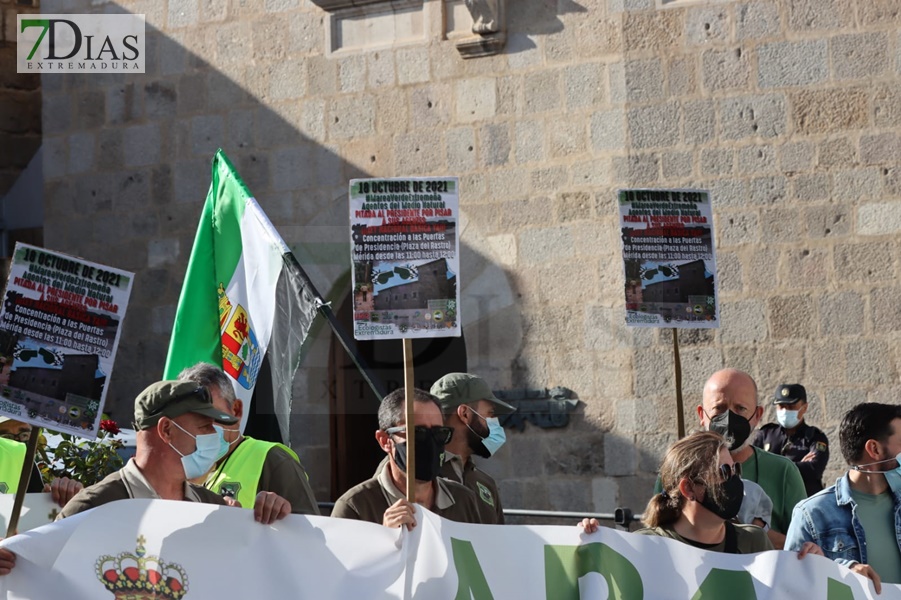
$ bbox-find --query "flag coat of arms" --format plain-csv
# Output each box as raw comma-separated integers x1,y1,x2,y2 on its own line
163,150,318,439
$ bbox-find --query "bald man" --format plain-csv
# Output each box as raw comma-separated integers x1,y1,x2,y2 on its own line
698,368,806,549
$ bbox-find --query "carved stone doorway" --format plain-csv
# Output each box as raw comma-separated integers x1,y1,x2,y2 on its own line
328,292,467,500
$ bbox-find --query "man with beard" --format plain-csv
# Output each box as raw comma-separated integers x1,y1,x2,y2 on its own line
331,388,481,529
697,368,806,549
430,373,515,524
785,403,901,595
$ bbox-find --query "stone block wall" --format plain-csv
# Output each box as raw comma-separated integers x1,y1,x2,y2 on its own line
32,0,901,512
0,0,41,195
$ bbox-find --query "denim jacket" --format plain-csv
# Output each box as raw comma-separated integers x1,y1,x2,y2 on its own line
785,473,901,568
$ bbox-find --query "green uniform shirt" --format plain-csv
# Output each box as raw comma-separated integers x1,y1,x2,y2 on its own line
636,523,773,554
59,459,226,519
441,451,504,524
850,488,901,584
331,463,482,525
205,436,320,515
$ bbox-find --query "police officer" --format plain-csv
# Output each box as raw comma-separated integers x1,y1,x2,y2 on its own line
754,384,829,497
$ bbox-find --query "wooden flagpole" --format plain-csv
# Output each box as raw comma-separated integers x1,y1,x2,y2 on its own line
672,328,685,438
402,339,416,501
6,426,40,537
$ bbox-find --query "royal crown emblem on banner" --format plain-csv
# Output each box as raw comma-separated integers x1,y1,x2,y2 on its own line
95,536,189,600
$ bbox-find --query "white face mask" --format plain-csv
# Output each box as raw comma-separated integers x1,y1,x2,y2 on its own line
168,420,223,480
776,409,800,429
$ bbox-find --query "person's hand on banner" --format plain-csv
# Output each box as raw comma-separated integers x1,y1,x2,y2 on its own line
850,562,882,595
0,545,15,575
578,518,600,534
383,499,417,530
46,477,84,508
795,541,823,559
253,491,290,524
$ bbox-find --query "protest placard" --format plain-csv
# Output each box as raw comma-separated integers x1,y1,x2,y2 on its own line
0,243,133,438
349,177,461,340
618,189,719,328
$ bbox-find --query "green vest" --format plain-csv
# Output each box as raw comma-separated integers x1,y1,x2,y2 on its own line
0,437,27,495
204,436,298,510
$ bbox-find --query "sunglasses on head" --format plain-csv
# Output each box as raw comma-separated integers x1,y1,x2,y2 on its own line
140,386,210,427
385,425,454,446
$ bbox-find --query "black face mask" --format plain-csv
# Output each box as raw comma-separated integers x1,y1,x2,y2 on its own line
466,415,491,459
707,410,752,451
393,437,445,482
700,474,744,521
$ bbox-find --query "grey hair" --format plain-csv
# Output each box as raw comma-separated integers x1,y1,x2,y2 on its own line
177,362,236,407
378,388,440,431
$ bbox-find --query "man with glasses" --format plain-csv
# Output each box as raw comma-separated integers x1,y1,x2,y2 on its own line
430,373,515,524
331,387,481,529
697,368,806,549
57,380,291,524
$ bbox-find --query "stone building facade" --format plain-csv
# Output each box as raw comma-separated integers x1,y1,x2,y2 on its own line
19,0,901,515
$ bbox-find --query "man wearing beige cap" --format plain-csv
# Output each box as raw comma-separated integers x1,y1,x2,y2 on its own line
58,380,290,524
430,373,515,524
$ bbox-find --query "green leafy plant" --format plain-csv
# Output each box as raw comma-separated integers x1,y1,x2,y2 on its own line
37,420,125,487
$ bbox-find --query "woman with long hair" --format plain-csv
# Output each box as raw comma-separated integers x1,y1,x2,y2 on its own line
582,431,822,556
635,430,769,552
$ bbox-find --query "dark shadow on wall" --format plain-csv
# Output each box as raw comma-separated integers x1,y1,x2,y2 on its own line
38,0,624,507
504,0,588,53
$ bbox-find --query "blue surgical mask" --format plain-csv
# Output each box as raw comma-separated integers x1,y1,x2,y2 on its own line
467,408,506,458
169,421,223,479
776,409,800,429
885,453,901,495
213,425,239,461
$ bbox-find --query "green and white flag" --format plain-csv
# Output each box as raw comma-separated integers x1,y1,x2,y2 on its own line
163,150,318,440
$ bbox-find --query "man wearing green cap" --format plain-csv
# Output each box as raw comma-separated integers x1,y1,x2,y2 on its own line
430,373,515,524
58,380,291,524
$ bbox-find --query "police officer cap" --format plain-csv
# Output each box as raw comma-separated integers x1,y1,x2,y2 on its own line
773,383,807,405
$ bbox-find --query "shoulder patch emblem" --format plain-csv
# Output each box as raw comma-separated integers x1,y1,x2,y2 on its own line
476,482,495,507
219,481,242,499
815,442,827,453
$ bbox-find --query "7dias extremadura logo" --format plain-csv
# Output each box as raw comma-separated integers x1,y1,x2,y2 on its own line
17,14,145,73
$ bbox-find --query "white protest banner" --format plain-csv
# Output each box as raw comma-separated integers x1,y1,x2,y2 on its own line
0,494,57,533
349,177,460,340
0,243,133,437
618,189,718,328
1,499,894,600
